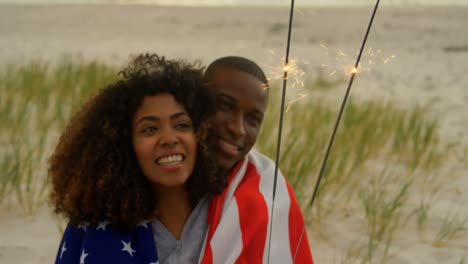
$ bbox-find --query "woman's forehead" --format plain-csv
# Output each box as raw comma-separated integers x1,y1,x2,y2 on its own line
134,94,186,118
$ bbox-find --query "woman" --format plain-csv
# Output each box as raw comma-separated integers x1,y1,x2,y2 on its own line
49,54,226,264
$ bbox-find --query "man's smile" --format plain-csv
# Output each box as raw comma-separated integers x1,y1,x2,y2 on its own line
217,137,242,157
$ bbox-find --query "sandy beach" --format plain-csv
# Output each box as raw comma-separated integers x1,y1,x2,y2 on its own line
0,4,467,263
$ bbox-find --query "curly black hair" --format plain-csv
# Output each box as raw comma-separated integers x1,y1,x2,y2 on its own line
49,54,224,228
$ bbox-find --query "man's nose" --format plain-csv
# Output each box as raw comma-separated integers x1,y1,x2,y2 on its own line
227,113,246,138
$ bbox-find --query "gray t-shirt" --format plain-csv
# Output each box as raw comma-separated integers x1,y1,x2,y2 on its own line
152,195,209,264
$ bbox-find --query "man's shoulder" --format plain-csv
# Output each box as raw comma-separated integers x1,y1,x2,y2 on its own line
247,149,277,175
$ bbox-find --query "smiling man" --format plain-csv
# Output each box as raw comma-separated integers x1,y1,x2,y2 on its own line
206,61,267,171
199,56,313,264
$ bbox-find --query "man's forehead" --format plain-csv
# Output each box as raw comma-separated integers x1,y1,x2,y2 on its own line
210,69,266,92
215,89,267,114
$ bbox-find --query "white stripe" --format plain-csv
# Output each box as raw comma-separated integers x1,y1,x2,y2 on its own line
221,157,248,215
250,150,292,264
210,200,243,264
269,174,292,264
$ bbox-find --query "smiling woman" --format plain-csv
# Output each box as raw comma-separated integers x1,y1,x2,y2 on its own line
48,54,225,263
132,94,197,189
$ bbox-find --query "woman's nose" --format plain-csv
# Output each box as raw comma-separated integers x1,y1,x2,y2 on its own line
159,129,179,147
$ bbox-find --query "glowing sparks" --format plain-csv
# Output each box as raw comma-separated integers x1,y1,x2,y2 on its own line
264,56,306,89
283,63,289,80
345,65,360,75
286,93,308,112
337,50,347,57
261,52,310,114
319,44,396,77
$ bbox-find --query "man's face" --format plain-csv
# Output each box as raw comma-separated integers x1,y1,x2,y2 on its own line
209,67,268,171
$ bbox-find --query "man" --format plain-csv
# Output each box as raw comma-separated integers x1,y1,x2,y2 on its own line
199,56,313,263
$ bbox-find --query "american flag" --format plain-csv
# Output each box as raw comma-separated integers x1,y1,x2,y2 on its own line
199,150,313,264
56,221,159,264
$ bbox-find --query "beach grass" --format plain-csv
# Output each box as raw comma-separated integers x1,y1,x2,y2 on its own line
415,196,433,237
0,59,118,213
0,60,463,262
433,209,468,247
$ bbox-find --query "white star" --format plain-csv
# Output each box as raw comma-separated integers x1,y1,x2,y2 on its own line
59,241,67,259
96,220,110,231
137,221,149,229
78,222,89,231
80,249,88,264
121,240,136,256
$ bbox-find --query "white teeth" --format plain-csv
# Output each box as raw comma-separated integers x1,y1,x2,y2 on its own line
157,154,183,165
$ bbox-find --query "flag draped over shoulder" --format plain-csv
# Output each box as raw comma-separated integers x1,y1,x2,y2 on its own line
199,150,313,264
55,150,312,264
56,221,159,264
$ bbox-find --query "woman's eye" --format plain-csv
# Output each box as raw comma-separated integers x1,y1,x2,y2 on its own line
176,122,192,130
141,126,157,133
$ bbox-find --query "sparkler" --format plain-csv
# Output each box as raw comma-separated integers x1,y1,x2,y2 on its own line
266,0,296,262
292,0,382,262
265,0,383,261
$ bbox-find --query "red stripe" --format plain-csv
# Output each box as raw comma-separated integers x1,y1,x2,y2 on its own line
201,245,213,264
286,182,314,264
234,162,269,262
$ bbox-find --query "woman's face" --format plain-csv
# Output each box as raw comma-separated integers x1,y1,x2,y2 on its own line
132,94,197,190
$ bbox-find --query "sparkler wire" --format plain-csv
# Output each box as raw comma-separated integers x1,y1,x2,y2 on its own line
266,0,295,263
293,0,381,261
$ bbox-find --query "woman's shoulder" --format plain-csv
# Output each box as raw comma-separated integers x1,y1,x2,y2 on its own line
57,220,157,263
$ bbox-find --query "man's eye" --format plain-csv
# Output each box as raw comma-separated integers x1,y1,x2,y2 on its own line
217,101,232,111
246,115,261,127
